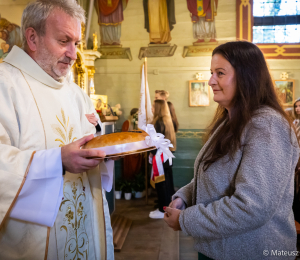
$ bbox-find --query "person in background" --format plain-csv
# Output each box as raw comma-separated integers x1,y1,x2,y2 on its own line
284,107,294,123
167,101,179,133
155,89,169,101
164,41,298,260
122,108,139,131
293,98,300,223
149,100,176,219
293,98,300,138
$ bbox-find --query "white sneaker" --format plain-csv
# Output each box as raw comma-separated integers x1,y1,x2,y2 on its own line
149,208,159,215
149,210,164,219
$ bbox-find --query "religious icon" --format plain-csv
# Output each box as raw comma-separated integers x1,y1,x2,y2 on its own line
0,15,22,61
143,0,176,44
189,80,210,106
186,0,218,44
90,94,108,110
95,0,129,46
273,80,295,106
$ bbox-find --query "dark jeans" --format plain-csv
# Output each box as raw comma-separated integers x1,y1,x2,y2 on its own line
198,252,213,260
155,161,175,212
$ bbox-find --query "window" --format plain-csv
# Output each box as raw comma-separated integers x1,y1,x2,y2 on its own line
236,0,300,59
253,0,300,43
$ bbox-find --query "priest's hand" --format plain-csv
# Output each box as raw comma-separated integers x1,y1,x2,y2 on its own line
61,134,105,173
85,113,98,126
164,207,182,231
169,198,186,210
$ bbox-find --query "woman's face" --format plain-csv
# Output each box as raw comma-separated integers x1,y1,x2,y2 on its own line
209,54,237,111
295,101,300,115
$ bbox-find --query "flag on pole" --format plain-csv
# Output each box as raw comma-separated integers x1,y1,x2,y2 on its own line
138,60,153,129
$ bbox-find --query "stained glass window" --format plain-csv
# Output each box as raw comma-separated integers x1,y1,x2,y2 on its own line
253,0,300,43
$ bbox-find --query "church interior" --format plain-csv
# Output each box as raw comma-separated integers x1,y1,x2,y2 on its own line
1,0,300,259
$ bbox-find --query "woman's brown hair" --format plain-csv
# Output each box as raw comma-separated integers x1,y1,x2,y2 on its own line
167,101,179,132
152,100,176,151
202,41,292,170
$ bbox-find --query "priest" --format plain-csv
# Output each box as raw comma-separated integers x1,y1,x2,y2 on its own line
0,0,114,259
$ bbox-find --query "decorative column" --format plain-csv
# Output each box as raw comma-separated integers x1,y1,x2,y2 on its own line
87,67,96,96
75,54,86,90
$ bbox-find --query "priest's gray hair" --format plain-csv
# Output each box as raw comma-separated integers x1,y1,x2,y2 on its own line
21,0,85,49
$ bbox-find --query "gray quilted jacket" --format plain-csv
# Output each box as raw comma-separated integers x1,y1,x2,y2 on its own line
174,107,299,260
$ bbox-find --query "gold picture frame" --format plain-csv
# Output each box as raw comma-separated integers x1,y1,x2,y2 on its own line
189,80,210,107
90,94,108,110
273,80,295,106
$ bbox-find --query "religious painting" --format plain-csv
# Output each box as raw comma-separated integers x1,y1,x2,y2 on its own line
95,0,129,46
0,16,22,62
90,94,108,110
143,0,176,44
186,0,218,44
273,80,295,106
189,80,210,107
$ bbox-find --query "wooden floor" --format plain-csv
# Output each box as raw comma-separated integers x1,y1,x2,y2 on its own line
112,195,198,260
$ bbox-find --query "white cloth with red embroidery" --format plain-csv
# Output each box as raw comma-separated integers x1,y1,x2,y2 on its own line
142,124,175,183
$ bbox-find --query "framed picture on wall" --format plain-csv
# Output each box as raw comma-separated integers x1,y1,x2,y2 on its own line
189,80,210,107
90,94,108,110
273,80,295,106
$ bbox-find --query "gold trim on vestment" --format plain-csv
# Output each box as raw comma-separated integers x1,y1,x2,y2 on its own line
60,178,90,259
102,195,107,260
44,227,51,260
20,70,47,149
52,108,77,147
87,171,107,260
0,151,36,230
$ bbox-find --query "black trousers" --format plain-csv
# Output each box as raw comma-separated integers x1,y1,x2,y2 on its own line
155,161,175,212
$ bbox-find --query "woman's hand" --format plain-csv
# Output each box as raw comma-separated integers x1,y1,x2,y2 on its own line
169,198,186,210
164,207,182,231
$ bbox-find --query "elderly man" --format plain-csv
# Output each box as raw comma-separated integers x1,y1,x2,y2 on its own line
0,0,114,259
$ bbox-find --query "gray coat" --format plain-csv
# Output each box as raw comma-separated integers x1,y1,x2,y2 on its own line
174,107,299,260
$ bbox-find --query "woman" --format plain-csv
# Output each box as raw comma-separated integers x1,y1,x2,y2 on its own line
167,101,179,132
164,41,299,260
149,99,176,219
293,99,300,223
293,98,300,139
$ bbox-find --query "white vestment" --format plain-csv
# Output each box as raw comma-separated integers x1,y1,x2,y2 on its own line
0,46,114,260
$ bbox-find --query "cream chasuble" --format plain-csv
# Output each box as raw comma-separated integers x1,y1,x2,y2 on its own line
0,46,112,260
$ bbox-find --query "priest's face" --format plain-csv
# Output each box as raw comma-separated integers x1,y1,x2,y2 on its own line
35,9,81,81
